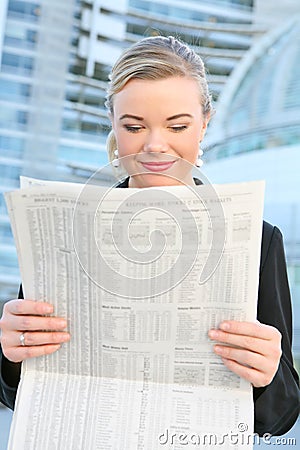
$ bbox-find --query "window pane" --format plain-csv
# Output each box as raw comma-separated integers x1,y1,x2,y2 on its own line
0,79,31,101
4,22,38,49
8,1,41,21
0,135,24,158
1,52,34,74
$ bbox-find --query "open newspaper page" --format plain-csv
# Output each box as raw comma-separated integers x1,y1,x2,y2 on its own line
4,179,264,450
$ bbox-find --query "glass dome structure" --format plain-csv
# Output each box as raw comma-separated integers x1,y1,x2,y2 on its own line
205,18,300,161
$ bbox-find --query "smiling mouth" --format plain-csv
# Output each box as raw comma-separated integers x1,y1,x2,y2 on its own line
140,161,176,172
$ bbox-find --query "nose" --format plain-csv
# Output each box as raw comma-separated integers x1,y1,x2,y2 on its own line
143,130,169,153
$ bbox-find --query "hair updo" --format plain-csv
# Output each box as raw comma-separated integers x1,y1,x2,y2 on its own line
105,36,213,163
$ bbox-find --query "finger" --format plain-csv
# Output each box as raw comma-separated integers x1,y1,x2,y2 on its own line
214,345,268,372
220,357,274,387
4,299,54,316
3,344,62,363
12,331,70,347
5,315,68,332
208,329,270,355
217,321,280,341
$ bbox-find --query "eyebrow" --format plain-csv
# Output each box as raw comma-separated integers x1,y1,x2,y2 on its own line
119,113,193,121
167,114,193,120
119,114,143,121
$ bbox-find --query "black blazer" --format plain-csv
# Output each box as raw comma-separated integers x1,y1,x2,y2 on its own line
1,183,299,435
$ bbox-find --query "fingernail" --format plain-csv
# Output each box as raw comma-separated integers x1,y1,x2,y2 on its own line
215,345,224,354
58,319,67,328
62,334,71,342
208,330,218,339
45,305,54,313
220,322,230,331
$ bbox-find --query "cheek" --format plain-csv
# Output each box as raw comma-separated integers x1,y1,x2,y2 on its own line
115,135,142,174
114,129,141,157
181,131,200,161
114,131,130,156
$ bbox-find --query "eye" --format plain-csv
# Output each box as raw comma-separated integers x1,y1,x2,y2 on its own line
169,125,188,132
124,125,143,133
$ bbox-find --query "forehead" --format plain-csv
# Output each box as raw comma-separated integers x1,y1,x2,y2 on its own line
113,77,202,116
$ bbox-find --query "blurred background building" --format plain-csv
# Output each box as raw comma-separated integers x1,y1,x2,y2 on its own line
0,0,299,447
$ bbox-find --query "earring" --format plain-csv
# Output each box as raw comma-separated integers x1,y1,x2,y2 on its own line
112,149,119,167
195,149,204,168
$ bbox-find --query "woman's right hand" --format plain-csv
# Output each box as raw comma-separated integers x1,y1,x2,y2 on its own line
0,299,70,363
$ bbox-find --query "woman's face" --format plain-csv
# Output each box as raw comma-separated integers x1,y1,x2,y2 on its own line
111,76,209,188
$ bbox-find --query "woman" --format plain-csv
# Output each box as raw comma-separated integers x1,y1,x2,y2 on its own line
0,36,299,436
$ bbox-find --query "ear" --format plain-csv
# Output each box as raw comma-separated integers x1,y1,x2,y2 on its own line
108,112,115,129
199,114,210,141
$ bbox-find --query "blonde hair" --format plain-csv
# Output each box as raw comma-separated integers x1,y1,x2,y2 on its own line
105,36,213,163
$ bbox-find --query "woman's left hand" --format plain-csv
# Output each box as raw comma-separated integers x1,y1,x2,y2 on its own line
208,321,282,388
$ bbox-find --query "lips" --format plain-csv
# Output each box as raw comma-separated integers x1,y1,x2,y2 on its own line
140,161,176,172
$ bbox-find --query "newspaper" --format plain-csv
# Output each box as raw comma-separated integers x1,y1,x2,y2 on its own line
4,178,265,450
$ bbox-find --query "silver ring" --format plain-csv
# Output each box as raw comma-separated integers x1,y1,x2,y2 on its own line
20,332,26,347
